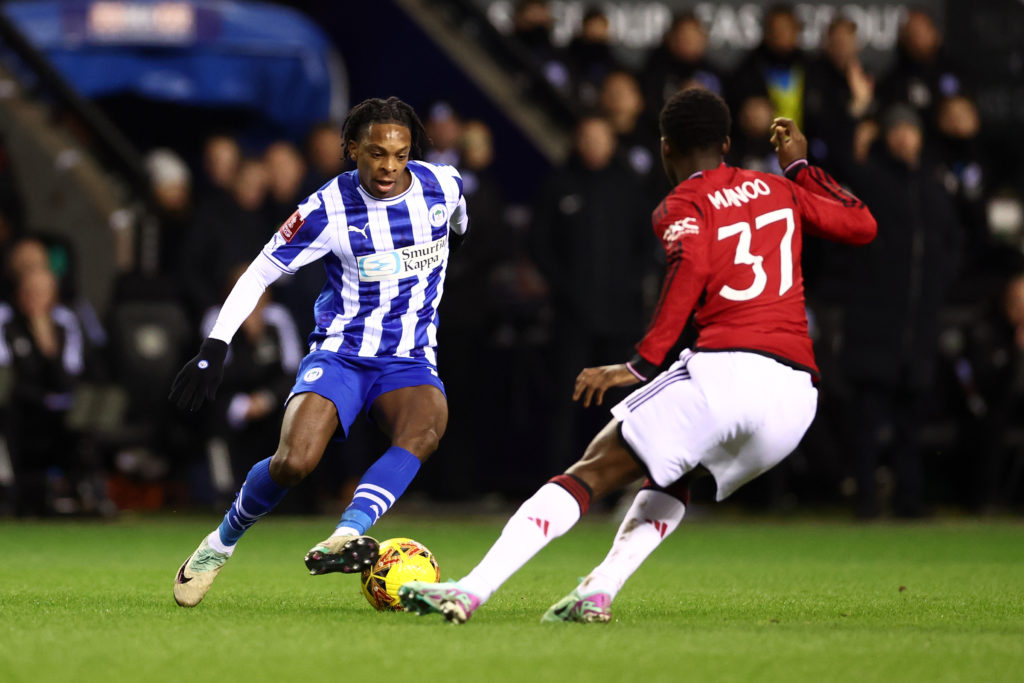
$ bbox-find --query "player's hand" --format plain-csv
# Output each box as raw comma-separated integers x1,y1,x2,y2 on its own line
770,117,808,171
168,338,229,412
573,364,640,408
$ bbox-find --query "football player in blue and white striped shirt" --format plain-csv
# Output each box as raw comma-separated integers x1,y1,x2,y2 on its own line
170,97,469,607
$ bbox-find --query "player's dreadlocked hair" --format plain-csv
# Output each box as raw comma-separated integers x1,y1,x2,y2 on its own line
659,88,731,155
341,96,429,158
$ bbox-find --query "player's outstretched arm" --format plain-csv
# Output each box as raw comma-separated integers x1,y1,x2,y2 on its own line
771,117,876,245
787,167,876,245
168,254,284,411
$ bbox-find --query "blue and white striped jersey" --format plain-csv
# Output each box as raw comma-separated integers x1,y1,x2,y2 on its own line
261,160,465,365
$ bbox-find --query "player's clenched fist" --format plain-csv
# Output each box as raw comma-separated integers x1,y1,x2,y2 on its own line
573,363,640,408
168,338,229,411
770,117,808,170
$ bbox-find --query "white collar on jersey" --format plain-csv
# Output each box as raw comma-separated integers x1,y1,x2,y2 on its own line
355,168,420,204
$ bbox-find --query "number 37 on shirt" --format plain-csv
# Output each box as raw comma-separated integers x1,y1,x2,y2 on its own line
714,207,796,303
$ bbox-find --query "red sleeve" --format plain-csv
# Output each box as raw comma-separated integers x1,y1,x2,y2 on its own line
785,162,876,245
628,199,708,379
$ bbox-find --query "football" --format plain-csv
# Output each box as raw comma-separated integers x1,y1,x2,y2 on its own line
360,537,440,611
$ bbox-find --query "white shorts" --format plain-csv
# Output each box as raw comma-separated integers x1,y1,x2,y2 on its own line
611,350,818,501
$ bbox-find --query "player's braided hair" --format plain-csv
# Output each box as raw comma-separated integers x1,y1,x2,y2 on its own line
341,96,429,158
659,88,731,155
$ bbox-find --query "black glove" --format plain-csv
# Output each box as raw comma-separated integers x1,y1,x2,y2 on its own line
169,338,229,412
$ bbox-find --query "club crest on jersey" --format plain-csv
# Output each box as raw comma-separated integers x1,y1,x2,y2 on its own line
428,203,448,228
279,210,305,242
663,217,699,241
303,367,323,382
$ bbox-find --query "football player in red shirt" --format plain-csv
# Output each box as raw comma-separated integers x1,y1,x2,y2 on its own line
400,88,876,624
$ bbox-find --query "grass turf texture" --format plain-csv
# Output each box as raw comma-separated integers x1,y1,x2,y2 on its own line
1,516,1022,682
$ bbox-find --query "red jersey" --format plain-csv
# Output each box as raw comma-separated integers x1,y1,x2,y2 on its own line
628,162,876,380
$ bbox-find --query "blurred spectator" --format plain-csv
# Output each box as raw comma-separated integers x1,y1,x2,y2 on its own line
445,120,509,328
5,236,105,350
199,264,303,497
262,141,322,335
729,4,809,126
424,102,463,168
0,266,98,515
199,134,241,202
303,121,345,193
876,9,961,133
145,148,193,274
955,269,1024,511
804,16,876,172
263,141,308,217
838,104,962,518
851,118,881,166
530,114,655,471
434,120,520,497
598,70,661,193
566,7,620,107
801,16,876,295
726,96,778,175
5,236,49,295
182,157,272,317
935,95,990,280
642,12,723,112
512,0,570,93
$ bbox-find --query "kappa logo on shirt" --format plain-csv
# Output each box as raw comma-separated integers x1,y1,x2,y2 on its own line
279,210,305,243
662,216,699,242
356,235,448,282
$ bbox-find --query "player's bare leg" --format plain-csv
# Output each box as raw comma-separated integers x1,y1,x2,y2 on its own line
563,421,648,498
307,385,447,574
401,419,642,623
176,394,337,606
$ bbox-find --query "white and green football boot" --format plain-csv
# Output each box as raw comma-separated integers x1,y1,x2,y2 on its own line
399,581,482,624
541,587,613,623
173,537,230,607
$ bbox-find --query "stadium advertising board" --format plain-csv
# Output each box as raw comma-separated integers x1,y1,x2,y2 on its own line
469,0,944,71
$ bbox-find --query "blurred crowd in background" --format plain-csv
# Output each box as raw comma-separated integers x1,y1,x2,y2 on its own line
1,1,1023,520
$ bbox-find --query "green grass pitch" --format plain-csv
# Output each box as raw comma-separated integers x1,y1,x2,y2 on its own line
1,514,1022,682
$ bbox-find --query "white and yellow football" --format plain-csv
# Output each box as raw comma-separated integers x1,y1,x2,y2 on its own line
360,537,440,611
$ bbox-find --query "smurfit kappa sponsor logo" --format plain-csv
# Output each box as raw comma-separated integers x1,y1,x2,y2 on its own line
356,234,448,282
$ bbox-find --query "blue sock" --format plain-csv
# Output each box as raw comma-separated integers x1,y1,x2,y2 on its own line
338,446,421,534
218,458,288,546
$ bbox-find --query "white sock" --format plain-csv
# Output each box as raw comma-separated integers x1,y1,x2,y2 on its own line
206,530,236,556
579,489,685,599
331,526,361,539
460,483,583,602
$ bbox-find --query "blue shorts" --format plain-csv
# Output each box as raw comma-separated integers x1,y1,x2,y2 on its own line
288,351,446,440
